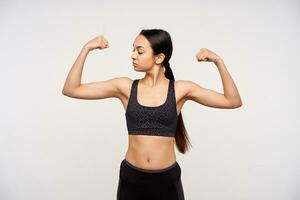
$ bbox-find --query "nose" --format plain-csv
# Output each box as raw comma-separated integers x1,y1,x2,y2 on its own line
131,52,137,60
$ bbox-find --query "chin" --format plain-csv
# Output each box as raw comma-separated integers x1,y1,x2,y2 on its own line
133,65,139,71
133,67,144,72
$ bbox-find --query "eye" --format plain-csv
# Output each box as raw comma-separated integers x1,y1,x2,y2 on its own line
132,49,143,54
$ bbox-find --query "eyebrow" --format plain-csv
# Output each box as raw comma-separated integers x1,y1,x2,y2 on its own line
132,44,145,49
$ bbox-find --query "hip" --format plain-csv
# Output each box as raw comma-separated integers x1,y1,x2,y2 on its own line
119,158,181,184
117,158,185,199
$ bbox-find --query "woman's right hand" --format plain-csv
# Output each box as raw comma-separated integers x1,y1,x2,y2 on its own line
83,35,109,51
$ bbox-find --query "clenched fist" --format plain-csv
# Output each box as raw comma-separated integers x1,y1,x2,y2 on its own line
195,48,221,63
83,35,109,51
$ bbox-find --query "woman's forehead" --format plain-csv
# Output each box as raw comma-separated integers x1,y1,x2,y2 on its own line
133,35,150,48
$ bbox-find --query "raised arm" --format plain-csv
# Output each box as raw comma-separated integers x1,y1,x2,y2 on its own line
182,48,242,109
62,35,125,100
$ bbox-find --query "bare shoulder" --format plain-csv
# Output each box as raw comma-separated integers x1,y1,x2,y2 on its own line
114,76,134,97
113,76,133,87
174,79,194,87
174,79,209,102
174,79,198,99
174,79,198,87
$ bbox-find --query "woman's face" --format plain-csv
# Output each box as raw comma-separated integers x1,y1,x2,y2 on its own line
131,34,156,71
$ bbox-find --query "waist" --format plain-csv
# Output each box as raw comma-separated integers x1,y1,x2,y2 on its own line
125,135,176,170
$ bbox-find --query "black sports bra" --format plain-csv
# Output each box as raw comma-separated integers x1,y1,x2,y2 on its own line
125,79,179,137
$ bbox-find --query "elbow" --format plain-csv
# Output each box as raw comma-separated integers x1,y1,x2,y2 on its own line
62,88,71,96
232,100,243,108
234,103,242,108
62,85,80,97
227,97,242,108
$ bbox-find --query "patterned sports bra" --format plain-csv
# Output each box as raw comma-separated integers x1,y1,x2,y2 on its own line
125,79,179,137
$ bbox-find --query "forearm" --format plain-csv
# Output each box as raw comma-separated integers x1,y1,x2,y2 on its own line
214,58,242,106
62,46,90,93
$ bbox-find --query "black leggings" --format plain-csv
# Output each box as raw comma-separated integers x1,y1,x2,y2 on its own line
117,159,185,200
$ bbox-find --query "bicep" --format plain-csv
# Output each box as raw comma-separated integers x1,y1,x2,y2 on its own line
62,77,126,100
183,80,234,109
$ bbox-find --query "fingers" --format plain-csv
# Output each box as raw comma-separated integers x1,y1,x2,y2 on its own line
197,56,209,62
98,35,109,49
195,48,210,62
101,36,109,46
102,37,109,47
101,40,109,48
196,53,206,61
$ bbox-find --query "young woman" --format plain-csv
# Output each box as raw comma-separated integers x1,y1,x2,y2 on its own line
62,29,242,200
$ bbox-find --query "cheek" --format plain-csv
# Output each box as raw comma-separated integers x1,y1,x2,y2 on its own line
141,54,154,64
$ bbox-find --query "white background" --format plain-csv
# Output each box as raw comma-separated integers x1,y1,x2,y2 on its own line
1,0,299,199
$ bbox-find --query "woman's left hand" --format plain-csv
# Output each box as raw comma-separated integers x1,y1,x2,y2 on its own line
195,48,222,63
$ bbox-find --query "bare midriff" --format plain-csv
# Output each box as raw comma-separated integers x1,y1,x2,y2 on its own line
125,134,177,170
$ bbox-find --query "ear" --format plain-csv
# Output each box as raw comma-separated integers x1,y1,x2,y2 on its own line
155,53,165,65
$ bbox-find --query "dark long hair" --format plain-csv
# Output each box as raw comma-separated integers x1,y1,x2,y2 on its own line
139,28,192,154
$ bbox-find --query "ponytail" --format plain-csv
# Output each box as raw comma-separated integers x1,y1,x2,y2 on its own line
163,61,193,154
